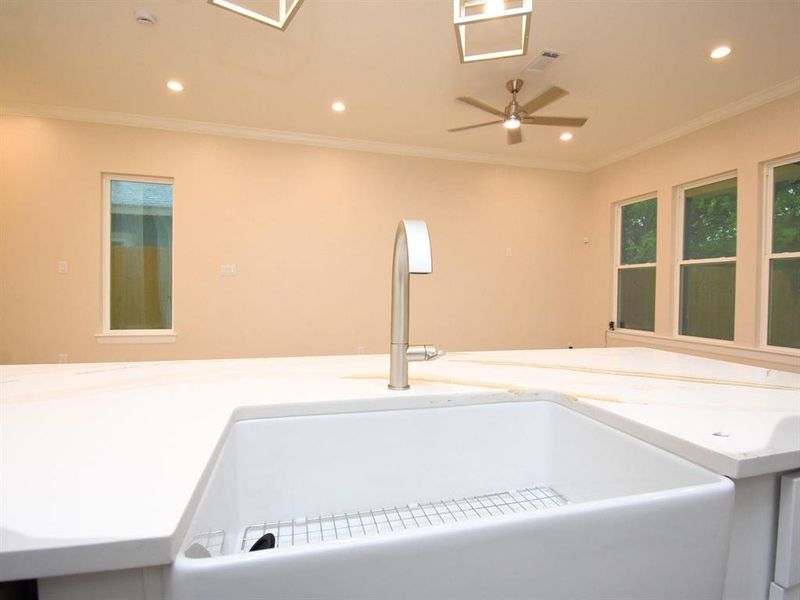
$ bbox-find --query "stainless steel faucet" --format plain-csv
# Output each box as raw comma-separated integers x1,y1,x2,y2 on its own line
389,220,444,390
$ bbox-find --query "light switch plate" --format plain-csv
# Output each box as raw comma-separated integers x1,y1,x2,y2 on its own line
58,260,68,274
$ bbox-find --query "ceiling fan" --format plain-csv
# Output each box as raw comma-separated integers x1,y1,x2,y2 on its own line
447,79,588,145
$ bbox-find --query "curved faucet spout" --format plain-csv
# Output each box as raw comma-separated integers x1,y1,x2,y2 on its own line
401,220,433,275
389,220,443,390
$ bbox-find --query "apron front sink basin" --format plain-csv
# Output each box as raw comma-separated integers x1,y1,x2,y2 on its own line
169,393,734,600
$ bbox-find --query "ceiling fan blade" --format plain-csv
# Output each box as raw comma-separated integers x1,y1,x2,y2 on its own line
457,96,506,117
520,86,569,115
507,127,522,145
447,120,503,132
523,116,588,127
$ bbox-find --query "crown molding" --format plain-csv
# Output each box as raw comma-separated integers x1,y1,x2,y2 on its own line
589,76,800,171
0,102,590,173
4,77,797,174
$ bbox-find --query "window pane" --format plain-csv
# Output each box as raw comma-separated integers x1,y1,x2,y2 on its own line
773,161,800,254
617,267,655,331
620,198,657,265
680,262,735,340
683,178,737,260
110,180,173,330
768,258,800,349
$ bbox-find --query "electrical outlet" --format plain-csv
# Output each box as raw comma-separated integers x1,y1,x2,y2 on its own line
505,247,513,257
220,264,237,277
58,353,68,363
356,346,365,355
57,260,68,274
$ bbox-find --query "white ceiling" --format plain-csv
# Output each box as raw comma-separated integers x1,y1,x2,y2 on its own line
1,0,799,169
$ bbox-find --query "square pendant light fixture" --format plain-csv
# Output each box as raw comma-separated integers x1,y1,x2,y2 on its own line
208,0,304,30
453,0,532,63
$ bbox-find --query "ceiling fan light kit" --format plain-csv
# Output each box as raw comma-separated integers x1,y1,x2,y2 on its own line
453,0,532,63
207,0,304,30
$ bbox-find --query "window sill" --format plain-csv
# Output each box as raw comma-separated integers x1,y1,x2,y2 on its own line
95,331,177,344
613,328,657,337
607,330,799,369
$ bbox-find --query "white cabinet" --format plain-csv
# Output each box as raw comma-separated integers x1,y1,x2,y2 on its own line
769,472,800,600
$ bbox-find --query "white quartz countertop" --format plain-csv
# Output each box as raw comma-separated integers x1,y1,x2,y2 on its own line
1,347,799,581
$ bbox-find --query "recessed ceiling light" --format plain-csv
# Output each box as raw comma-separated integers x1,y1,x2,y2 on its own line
710,46,732,60
166,80,184,92
503,117,521,130
560,132,573,141
331,101,346,112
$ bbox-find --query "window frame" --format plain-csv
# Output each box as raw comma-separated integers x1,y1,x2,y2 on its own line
673,171,738,343
612,193,658,334
759,154,800,352
97,173,176,343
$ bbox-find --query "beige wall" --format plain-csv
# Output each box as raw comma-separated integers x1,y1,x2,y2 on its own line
3,94,798,367
0,115,592,364
582,93,800,370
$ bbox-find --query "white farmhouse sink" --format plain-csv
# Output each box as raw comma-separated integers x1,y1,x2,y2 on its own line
168,395,734,600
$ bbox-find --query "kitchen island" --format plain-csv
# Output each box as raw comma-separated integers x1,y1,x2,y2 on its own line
2,347,798,599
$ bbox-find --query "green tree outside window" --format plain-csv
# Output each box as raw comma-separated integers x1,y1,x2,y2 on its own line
773,162,800,254
683,178,737,260
621,198,657,264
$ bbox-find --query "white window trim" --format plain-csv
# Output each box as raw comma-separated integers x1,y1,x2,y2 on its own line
99,173,176,344
673,171,738,343
95,330,177,344
611,193,657,334
759,154,800,352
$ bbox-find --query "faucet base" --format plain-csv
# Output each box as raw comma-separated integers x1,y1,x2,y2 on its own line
387,384,410,391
